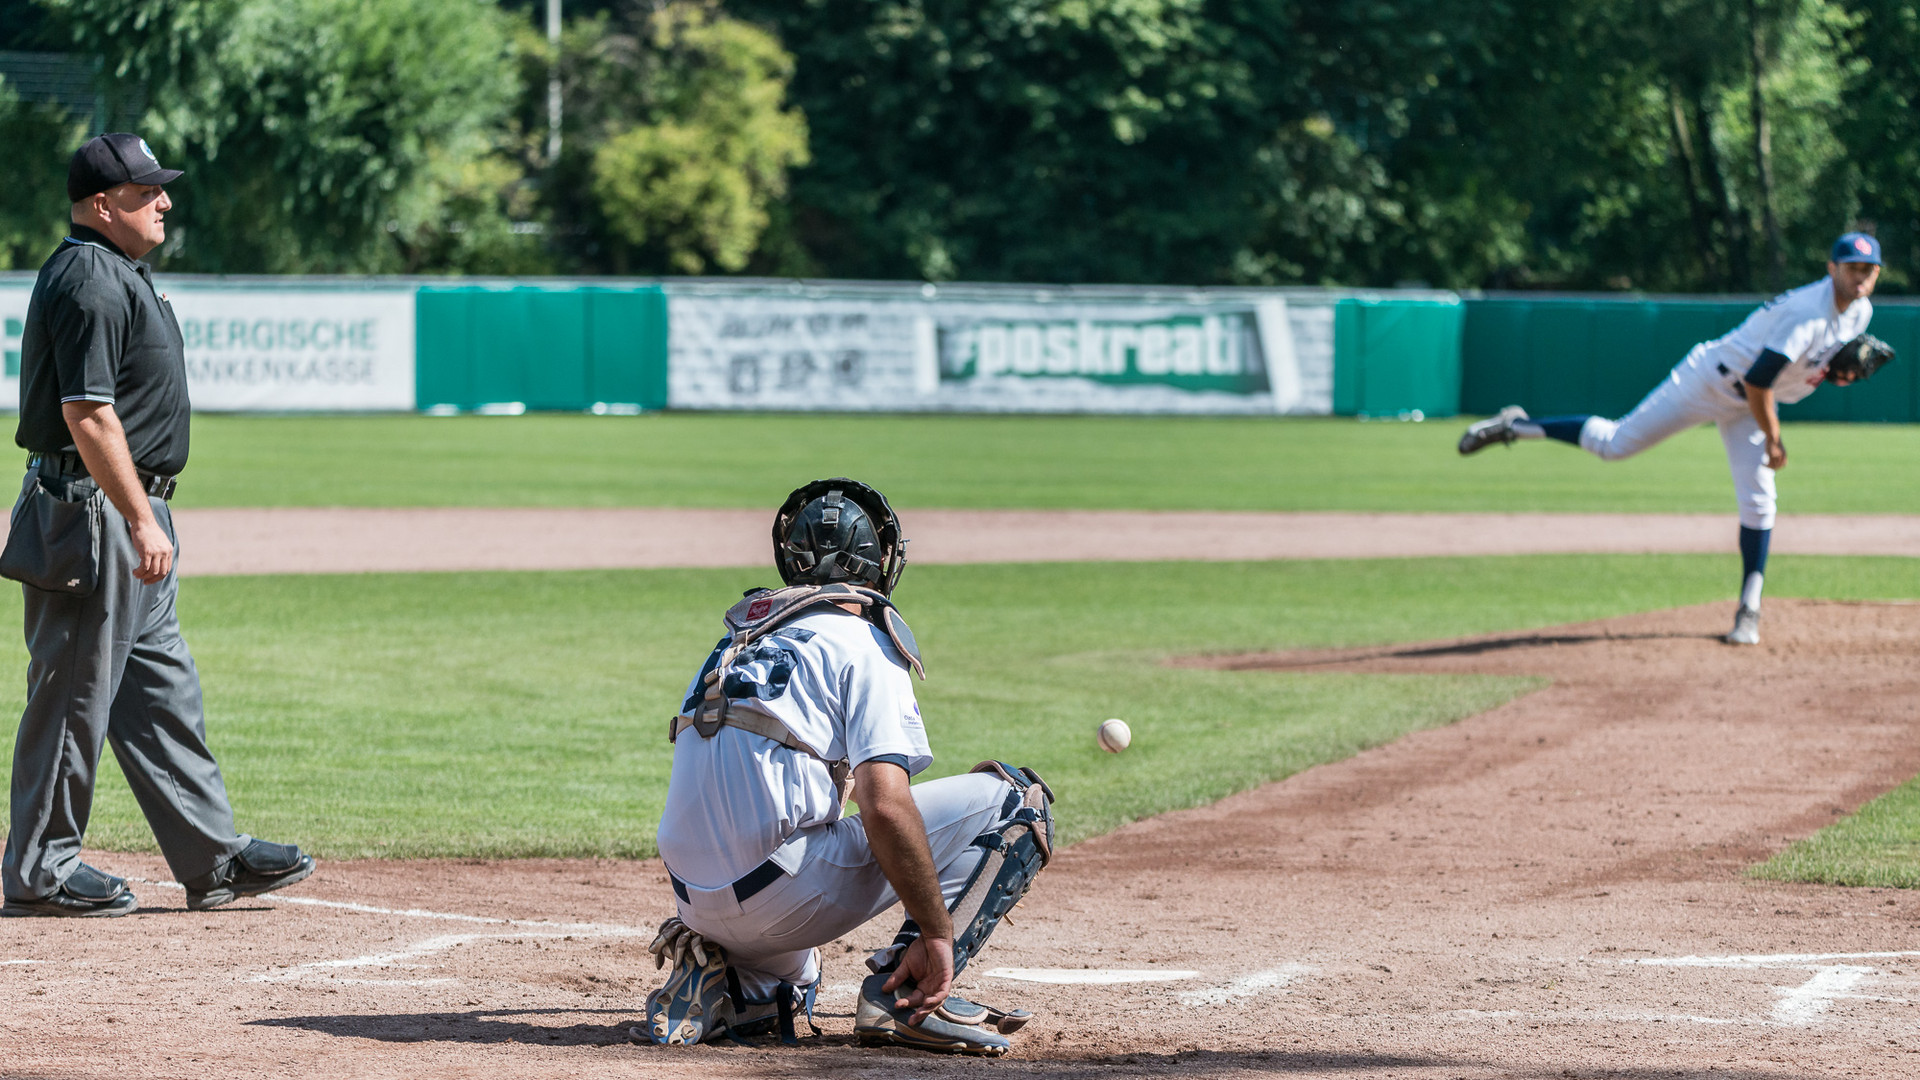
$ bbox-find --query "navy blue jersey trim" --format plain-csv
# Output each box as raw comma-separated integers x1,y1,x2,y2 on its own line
1745,349,1791,389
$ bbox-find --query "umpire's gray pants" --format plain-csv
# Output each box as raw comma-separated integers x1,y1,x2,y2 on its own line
671,773,1013,1000
3,473,247,900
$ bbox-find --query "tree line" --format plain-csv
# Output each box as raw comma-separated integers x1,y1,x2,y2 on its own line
1,0,1914,292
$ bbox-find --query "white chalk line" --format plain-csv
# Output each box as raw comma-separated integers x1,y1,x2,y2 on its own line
1443,1008,1754,1027
111,875,652,986
1,959,45,966
1631,949,1920,968
254,926,652,984
983,968,1199,985
127,876,639,933
1179,963,1315,1006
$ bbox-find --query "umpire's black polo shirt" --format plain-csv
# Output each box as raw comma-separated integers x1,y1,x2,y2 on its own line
15,224,190,476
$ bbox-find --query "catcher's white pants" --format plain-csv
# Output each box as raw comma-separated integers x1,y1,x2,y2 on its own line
1576,352,1777,529
672,772,1011,1000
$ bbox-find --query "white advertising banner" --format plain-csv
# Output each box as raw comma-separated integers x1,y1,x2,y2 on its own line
668,288,1334,415
0,279,416,412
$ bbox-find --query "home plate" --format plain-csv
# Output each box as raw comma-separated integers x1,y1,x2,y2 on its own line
983,967,1200,984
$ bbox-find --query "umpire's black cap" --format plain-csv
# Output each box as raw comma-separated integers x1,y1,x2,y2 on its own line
67,133,183,203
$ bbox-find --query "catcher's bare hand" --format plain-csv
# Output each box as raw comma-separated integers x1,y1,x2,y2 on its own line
648,916,710,970
882,934,955,1026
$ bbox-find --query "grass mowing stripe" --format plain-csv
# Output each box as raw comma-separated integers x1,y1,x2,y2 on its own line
0,554,1911,860
169,413,1920,513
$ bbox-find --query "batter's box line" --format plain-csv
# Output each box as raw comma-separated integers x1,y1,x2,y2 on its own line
253,926,654,984
127,877,643,934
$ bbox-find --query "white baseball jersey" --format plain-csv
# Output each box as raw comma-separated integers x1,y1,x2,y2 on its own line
656,607,931,890
1694,276,1872,405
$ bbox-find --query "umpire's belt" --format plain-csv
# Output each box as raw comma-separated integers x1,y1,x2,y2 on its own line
670,857,786,906
27,451,178,500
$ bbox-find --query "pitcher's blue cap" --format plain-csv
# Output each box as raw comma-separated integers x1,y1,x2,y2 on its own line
1831,232,1881,265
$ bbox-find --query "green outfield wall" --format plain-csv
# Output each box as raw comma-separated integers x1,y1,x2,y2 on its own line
1460,295,1920,423
1334,297,1464,418
3,272,1912,420
415,284,668,413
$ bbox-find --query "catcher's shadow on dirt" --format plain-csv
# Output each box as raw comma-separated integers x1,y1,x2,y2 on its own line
240,1018,1798,1079
251,1008,643,1047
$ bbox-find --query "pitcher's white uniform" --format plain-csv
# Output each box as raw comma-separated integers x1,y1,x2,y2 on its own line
656,607,1011,1001
1574,276,1871,530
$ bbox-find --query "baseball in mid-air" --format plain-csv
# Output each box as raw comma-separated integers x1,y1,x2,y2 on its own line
1097,718,1131,753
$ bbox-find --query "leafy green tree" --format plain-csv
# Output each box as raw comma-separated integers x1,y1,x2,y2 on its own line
0,80,85,270
38,0,540,272
523,1,809,275
1838,0,1920,290
727,0,1277,283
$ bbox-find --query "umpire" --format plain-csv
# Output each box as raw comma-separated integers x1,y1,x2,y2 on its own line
0,134,313,917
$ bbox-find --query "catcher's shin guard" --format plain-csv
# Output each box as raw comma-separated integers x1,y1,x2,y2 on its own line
856,762,1054,1055
950,760,1054,973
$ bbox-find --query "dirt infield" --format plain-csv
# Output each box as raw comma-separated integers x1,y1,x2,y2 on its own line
126,508,1920,574
5,599,1919,1078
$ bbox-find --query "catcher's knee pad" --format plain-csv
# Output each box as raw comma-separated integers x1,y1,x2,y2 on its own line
948,760,1054,974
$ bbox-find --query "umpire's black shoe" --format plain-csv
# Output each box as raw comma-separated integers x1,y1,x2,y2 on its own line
184,839,315,911
2,862,138,917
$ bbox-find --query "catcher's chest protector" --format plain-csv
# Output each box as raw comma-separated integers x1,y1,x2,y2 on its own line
669,584,925,771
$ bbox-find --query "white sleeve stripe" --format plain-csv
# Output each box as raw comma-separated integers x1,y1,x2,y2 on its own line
59,394,116,404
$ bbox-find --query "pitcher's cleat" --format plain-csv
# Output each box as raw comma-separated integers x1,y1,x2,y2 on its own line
1458,405,1530,455
645,938,736,1045
854,973,1014,1056
1725,605,1761,645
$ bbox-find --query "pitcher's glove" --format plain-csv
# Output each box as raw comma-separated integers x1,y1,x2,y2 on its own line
1829,333,1896,383
648,916,712,970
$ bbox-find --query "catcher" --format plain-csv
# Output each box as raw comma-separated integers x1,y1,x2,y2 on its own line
641,478,1054,1056
1459,233,1895,645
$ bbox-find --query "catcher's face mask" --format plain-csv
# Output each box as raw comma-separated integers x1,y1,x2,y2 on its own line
772,478,907,594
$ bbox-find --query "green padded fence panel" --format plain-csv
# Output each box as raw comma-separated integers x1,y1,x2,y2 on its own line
1460,297,1918,423
414,285,668,412
586,288,670,409
1332,298,1464,417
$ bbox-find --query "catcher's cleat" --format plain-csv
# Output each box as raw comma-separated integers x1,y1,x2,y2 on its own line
1458,405,1530,455
854,973,1014,1056
936,993,1032,1034
1725,604,1760,646
645,935,737,1045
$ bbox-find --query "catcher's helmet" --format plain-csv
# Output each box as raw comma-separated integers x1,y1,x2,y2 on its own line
773,479,907,594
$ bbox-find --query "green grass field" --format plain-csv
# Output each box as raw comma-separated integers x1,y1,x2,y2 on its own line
4,553,1911,861
1753,779,1920,888
1,412,1915,881
161,413,1920,513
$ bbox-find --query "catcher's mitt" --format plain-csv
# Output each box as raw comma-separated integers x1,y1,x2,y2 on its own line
1829,333,1896,383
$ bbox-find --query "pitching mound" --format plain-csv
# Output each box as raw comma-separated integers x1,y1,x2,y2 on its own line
5,600,1920,1078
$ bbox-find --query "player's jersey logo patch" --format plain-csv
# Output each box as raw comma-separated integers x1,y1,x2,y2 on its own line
722,641,800,701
